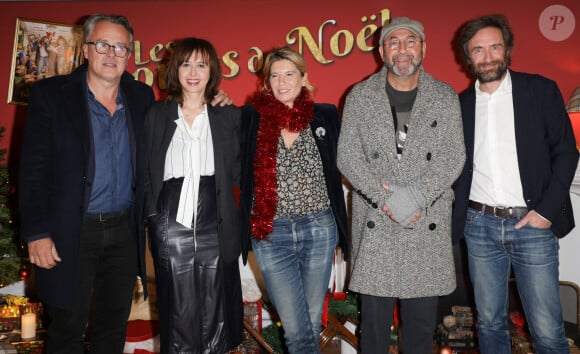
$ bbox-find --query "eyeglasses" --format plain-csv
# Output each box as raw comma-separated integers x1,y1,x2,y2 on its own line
86,41,131,58
385,37,422,50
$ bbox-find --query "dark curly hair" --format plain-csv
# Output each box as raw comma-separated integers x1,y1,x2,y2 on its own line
458,14,514,66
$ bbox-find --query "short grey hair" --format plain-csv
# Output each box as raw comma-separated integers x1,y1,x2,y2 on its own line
83,14,134,48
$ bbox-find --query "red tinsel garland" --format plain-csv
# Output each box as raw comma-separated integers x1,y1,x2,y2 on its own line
250,88,314,240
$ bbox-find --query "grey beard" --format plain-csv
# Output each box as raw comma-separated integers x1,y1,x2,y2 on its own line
387,55,422,78
392,62,418,77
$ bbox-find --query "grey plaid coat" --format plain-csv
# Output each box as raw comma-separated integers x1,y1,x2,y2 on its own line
338,67,465,298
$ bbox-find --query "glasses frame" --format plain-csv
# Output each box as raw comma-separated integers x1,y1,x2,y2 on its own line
384,37,423,51
86,41,131,58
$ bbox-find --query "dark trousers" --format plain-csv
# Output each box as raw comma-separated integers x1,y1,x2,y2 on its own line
360,294,438,354
45,212,138,354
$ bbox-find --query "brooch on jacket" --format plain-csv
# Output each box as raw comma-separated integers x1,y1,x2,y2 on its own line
315,127,326,140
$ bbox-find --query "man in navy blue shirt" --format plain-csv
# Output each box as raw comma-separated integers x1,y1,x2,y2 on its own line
19,14,154,353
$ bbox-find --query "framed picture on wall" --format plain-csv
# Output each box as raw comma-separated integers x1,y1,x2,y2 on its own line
8,18,84,105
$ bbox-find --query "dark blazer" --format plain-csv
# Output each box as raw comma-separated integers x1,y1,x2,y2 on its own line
240,103,349,263
18,64,155,309
452,70,579,243
143,100,242,263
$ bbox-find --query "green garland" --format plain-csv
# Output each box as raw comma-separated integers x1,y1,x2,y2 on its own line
327,292,359,319
0,126,24,287
261,322,285,354
260,292,360,353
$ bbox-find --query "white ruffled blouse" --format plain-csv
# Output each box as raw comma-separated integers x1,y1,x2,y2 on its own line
163,104,214,229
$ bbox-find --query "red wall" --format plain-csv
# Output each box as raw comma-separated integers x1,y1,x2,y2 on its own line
1,0,579,166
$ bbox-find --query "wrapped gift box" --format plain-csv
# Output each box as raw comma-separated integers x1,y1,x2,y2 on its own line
0,305,20,318
10,331,46,354
0,302,43,332
0,305,20,331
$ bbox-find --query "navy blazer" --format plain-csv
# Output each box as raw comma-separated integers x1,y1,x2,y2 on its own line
19,64,155,309
240,103,349,263
452,70,579,243
143,101,242,263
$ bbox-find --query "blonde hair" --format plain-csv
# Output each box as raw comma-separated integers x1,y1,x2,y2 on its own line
261,46,315,94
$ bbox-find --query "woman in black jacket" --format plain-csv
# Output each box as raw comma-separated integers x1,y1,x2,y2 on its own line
240,46,349,354
144,37,242,354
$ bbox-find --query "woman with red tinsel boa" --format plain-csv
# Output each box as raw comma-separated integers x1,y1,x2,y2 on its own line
240,46,349,354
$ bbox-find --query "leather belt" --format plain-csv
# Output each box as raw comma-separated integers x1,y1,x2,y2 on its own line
468,200,528,219
85,208,130,223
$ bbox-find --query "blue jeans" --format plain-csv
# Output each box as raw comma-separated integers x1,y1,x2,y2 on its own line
464,208,569,354
252,208,337,354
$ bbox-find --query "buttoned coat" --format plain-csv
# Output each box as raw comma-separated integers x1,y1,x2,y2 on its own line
338,67,465,298
143,100,242,263
18,64,154,309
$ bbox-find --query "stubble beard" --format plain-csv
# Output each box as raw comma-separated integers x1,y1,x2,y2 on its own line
473,58,509,83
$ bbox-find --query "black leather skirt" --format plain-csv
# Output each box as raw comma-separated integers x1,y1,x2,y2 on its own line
148,176,243,354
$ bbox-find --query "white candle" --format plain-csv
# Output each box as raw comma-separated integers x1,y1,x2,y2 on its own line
21,312,36,339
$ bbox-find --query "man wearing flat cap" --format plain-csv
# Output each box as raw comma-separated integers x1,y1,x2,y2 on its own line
338,17,465,353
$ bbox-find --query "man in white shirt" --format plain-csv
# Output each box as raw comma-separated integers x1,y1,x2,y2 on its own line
452,14,578,353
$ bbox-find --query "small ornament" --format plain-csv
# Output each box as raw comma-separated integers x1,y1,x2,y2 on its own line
19,265,29,280
315,127,326,139
439,346,453,354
